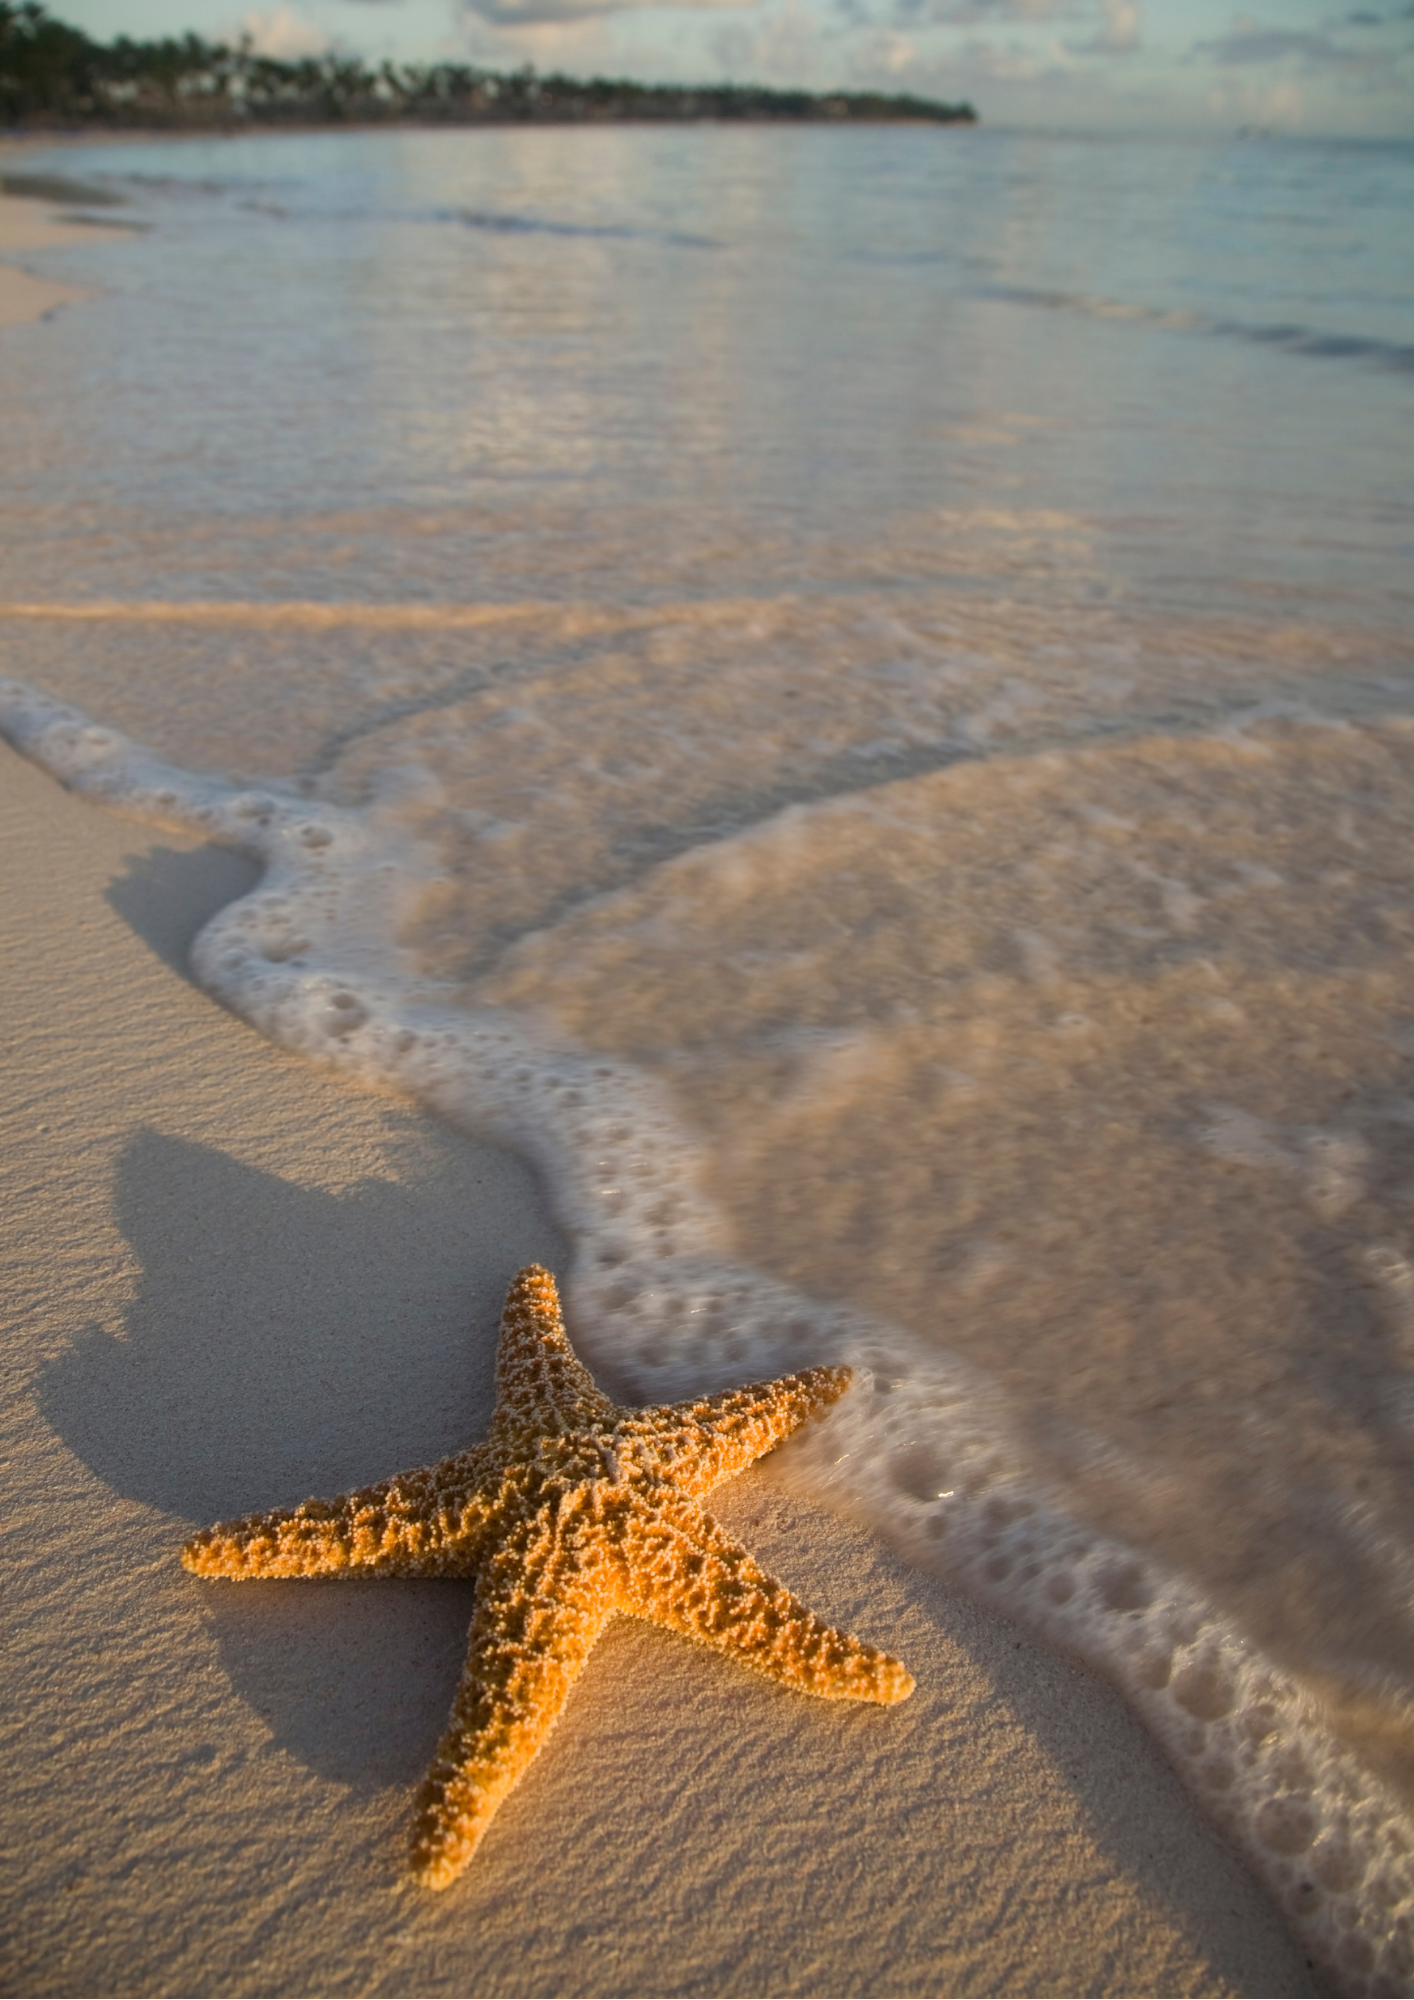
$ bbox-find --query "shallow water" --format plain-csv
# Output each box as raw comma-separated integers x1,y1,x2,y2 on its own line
3,123,1414,1991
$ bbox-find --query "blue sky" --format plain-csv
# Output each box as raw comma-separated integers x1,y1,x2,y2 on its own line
53,0,1414,133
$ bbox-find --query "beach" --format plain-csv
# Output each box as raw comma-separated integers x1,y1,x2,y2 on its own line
1,130,1411,1994
0,722,1313,1994
0,184,102,325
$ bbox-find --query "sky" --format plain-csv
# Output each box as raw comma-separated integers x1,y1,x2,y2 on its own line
52,0,1414,134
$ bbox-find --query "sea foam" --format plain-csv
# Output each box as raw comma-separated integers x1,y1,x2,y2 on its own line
4,672,1412,1995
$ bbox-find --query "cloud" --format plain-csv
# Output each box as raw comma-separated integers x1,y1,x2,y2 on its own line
1206,73,1307,122
236,3,331,52
1192,25,1363,66
882,0,1138,48
845,23,918,70
464,0,741,20
710,1,826,81
899,0,1067,19
914,30,1065,77
447,3,595,59
1068,0,1139,53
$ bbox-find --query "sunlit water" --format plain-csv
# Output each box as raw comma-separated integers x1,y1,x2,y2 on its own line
4,124,1414,1990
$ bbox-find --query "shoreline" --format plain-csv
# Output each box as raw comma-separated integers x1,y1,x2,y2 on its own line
0,169,135,326
0,738,1315,1995
0,193,94,326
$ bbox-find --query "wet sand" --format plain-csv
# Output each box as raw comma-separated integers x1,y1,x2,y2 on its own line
0,169,125,325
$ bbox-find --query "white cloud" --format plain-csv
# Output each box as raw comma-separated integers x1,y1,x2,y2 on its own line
854,29,1064,81
850,24,918,70
882,0,1071,21
236,3,331,52
883,0,1138,47
1071,0,1140,53
924,0,1067,17
1192,24,1365,66
463,0,745,22
951,31,1054,75
710,1,827,80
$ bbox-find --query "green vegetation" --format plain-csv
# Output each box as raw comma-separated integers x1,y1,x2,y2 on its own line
0,1,976,127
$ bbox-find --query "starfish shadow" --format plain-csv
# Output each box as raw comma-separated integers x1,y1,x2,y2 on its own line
197,1575,480,1789
35,1125,566,1791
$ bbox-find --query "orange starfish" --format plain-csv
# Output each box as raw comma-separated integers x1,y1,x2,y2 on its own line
182,1264,914,1887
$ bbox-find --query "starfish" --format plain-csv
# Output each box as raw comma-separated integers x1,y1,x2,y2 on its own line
182,1264,914,1888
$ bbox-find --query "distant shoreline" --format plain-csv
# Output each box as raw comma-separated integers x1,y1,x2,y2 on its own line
2,5,976,132
0,91,978,134
3,109,978,131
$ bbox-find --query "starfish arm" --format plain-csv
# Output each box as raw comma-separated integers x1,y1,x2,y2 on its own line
181,1448,498,1580
636,1366,853,1497
618,1494,914,1706
410,1514,615,1889
492,1264,615,1431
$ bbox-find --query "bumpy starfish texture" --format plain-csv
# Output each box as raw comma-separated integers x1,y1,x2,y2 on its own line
182,1264,914,1888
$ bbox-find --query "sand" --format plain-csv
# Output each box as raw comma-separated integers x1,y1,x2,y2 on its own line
0,184,125,327
0,729,1322,1997
0,169,1316,1995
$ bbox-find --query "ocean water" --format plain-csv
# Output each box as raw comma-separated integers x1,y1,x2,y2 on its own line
3,124,1414,1990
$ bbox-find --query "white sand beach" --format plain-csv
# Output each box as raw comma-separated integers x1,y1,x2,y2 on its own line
6,129,1412,1991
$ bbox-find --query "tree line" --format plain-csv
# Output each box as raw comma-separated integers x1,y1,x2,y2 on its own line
0,1,977,127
